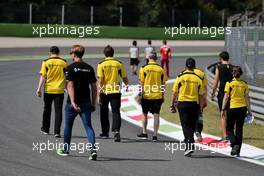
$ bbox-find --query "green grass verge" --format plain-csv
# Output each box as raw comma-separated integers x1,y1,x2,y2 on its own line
160,83,264,149
0,52,219,61
0,23,224,40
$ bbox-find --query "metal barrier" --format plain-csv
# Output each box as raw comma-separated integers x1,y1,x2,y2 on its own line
205,63,264,121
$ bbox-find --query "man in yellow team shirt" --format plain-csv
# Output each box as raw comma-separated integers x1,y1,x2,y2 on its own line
171,58,204,156
36,46,68,138
137,51,166,142
97,45,129,142
171,67,208,142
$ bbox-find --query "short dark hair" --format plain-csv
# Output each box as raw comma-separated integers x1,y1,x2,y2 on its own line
219,51,229,61
148,40,151,45
233,66,243,78
50,46,60,54
163,40,167,45
70,45,85,58
132,40,137,46
186,57,196,69
104,45,114,57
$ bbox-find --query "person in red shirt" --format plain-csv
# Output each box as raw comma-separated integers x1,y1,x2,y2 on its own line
160,40,171,78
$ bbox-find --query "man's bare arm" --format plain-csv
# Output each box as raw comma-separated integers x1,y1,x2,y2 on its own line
91,82,97,109
211,67,219,100
36,75,45,97
67,81,80,112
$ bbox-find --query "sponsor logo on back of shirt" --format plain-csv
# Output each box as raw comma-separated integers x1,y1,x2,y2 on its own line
74,68,91,72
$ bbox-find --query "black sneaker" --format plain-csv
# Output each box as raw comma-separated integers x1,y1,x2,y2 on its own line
54,134,61,138
152,136,158,142
40,129,49,135
231,145,239,156
114,132,121,142
89,151,97,161
137,133,148,139
99,133,109,139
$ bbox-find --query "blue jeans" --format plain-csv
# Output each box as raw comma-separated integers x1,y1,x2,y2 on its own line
63,103,95,152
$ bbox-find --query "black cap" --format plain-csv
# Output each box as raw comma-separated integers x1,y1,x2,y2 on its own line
186,57,196,69
50,46,60,54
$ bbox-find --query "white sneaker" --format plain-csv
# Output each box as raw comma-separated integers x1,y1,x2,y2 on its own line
184,149,194,157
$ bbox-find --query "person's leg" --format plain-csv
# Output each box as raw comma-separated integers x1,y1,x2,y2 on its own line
63,103,77,152
100,93,110,135
130,65,134,73
110,93,121,132
189,103,199,145
151,100,162,137
221,111,228,138
196,121,203,133
195,108,203,133
178,102,193,149
141,99,149,134
135,59,139,74
218,93,228,138
235,107,247,154
142,113,148,134
161,59,165,68
153,113,160,137
41,93,53,133
133,65,137,74
54,94,64,135
79,104,96,150
130,59,134,73
226,109,236,148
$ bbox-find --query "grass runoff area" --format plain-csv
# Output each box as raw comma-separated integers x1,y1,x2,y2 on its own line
0,23,224,40
160,83,264,149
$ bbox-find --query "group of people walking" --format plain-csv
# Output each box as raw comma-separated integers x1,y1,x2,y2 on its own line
129,40,171,78
36,44,251,159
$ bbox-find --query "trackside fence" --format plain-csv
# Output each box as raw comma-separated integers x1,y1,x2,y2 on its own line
206,63,264,121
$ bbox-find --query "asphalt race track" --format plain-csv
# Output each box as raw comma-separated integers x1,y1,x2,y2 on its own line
0,53,263,176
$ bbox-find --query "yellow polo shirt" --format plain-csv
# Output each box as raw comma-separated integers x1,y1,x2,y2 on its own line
139,61,166,99
172,70,204,103
224,78,249,109
40,57,67,94
97,57,127,94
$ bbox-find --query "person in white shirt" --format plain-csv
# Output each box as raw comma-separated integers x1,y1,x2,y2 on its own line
145,40,154,65
129,40,140,75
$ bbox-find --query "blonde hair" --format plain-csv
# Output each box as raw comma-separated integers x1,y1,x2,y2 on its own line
70,45,85,58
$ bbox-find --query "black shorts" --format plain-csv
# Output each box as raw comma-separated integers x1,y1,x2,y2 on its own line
141,99,163,114
130,58,139,66
217,92,229,111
